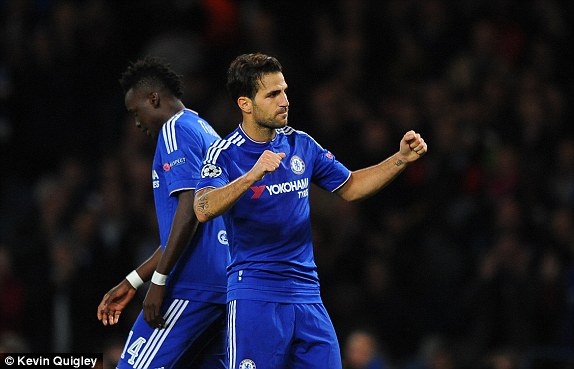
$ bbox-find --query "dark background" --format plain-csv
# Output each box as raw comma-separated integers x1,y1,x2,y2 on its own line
1,1,573,368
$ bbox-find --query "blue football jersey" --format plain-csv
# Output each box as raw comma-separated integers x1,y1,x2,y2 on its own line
152,109,229,303
197,125,351,303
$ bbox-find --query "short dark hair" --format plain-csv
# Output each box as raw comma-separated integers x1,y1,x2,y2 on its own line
226,53,283,102
119,56,184,98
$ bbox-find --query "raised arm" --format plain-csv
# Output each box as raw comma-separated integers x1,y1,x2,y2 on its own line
336,130,427,201
194,150,285,222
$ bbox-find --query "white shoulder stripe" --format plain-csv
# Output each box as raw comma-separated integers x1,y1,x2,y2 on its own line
170,119,178,151
162,111,184,154
230,134,245,146
162,121,172,154
205,139,229,164
204,131,244,164
278,126,296,135
209,140,232,164
226,131,241,144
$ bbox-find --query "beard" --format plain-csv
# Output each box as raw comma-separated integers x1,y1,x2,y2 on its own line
256,117,288,129
253,107,289,129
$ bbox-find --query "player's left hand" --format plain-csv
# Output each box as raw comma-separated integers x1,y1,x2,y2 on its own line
97,279,137,326
399,130,427,162
143,283,167,329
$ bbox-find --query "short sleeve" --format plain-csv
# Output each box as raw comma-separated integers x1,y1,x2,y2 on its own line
158,121,205,195
311,143,351,192
196,141,231,191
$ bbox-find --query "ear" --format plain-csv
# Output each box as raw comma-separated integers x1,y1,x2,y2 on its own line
237,96,252,114
148,92,160,108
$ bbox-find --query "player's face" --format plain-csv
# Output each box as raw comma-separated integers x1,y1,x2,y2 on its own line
251,72,289,129
124,87,162,139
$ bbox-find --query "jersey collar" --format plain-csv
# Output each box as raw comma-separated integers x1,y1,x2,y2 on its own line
238,123,280,145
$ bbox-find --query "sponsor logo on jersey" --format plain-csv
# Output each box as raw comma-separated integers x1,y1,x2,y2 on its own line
290,155,305,174
266,178,308,195
249,178,309,199
201,164,222,178
325,151,334,160
239,359,256,369
250,185,266,199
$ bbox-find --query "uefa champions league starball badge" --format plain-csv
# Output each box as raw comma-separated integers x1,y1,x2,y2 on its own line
201,164,222,178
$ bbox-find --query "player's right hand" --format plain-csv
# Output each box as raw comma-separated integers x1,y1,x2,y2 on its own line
143,283,166,329
250,150,286,181
97,279,137,326
399,130,427,162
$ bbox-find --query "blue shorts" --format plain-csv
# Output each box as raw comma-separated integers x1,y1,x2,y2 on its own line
227,300,342,369
117,298,226,369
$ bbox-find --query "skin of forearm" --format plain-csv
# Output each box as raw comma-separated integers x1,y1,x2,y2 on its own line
135,246,163,281
337,152,408,202
155,190,199,275
194,173,257,222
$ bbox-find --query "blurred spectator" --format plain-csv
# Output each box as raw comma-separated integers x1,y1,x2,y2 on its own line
532,247,568,346
344,329,389,369
404,335,458,369
0,245,25,336
460,231,536,364
0,331,30,353
102,336,126,369
23,232,105,352
480,348,521,369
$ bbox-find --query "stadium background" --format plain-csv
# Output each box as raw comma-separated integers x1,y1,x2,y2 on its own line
0,0,573,368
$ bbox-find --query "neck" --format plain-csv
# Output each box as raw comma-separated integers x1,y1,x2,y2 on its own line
168,100,186,116
241,120,276,142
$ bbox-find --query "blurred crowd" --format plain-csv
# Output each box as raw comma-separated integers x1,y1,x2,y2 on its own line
0,0,573,368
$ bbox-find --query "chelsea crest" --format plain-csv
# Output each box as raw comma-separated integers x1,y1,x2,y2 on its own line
290,155,305,175
239,359,256,369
